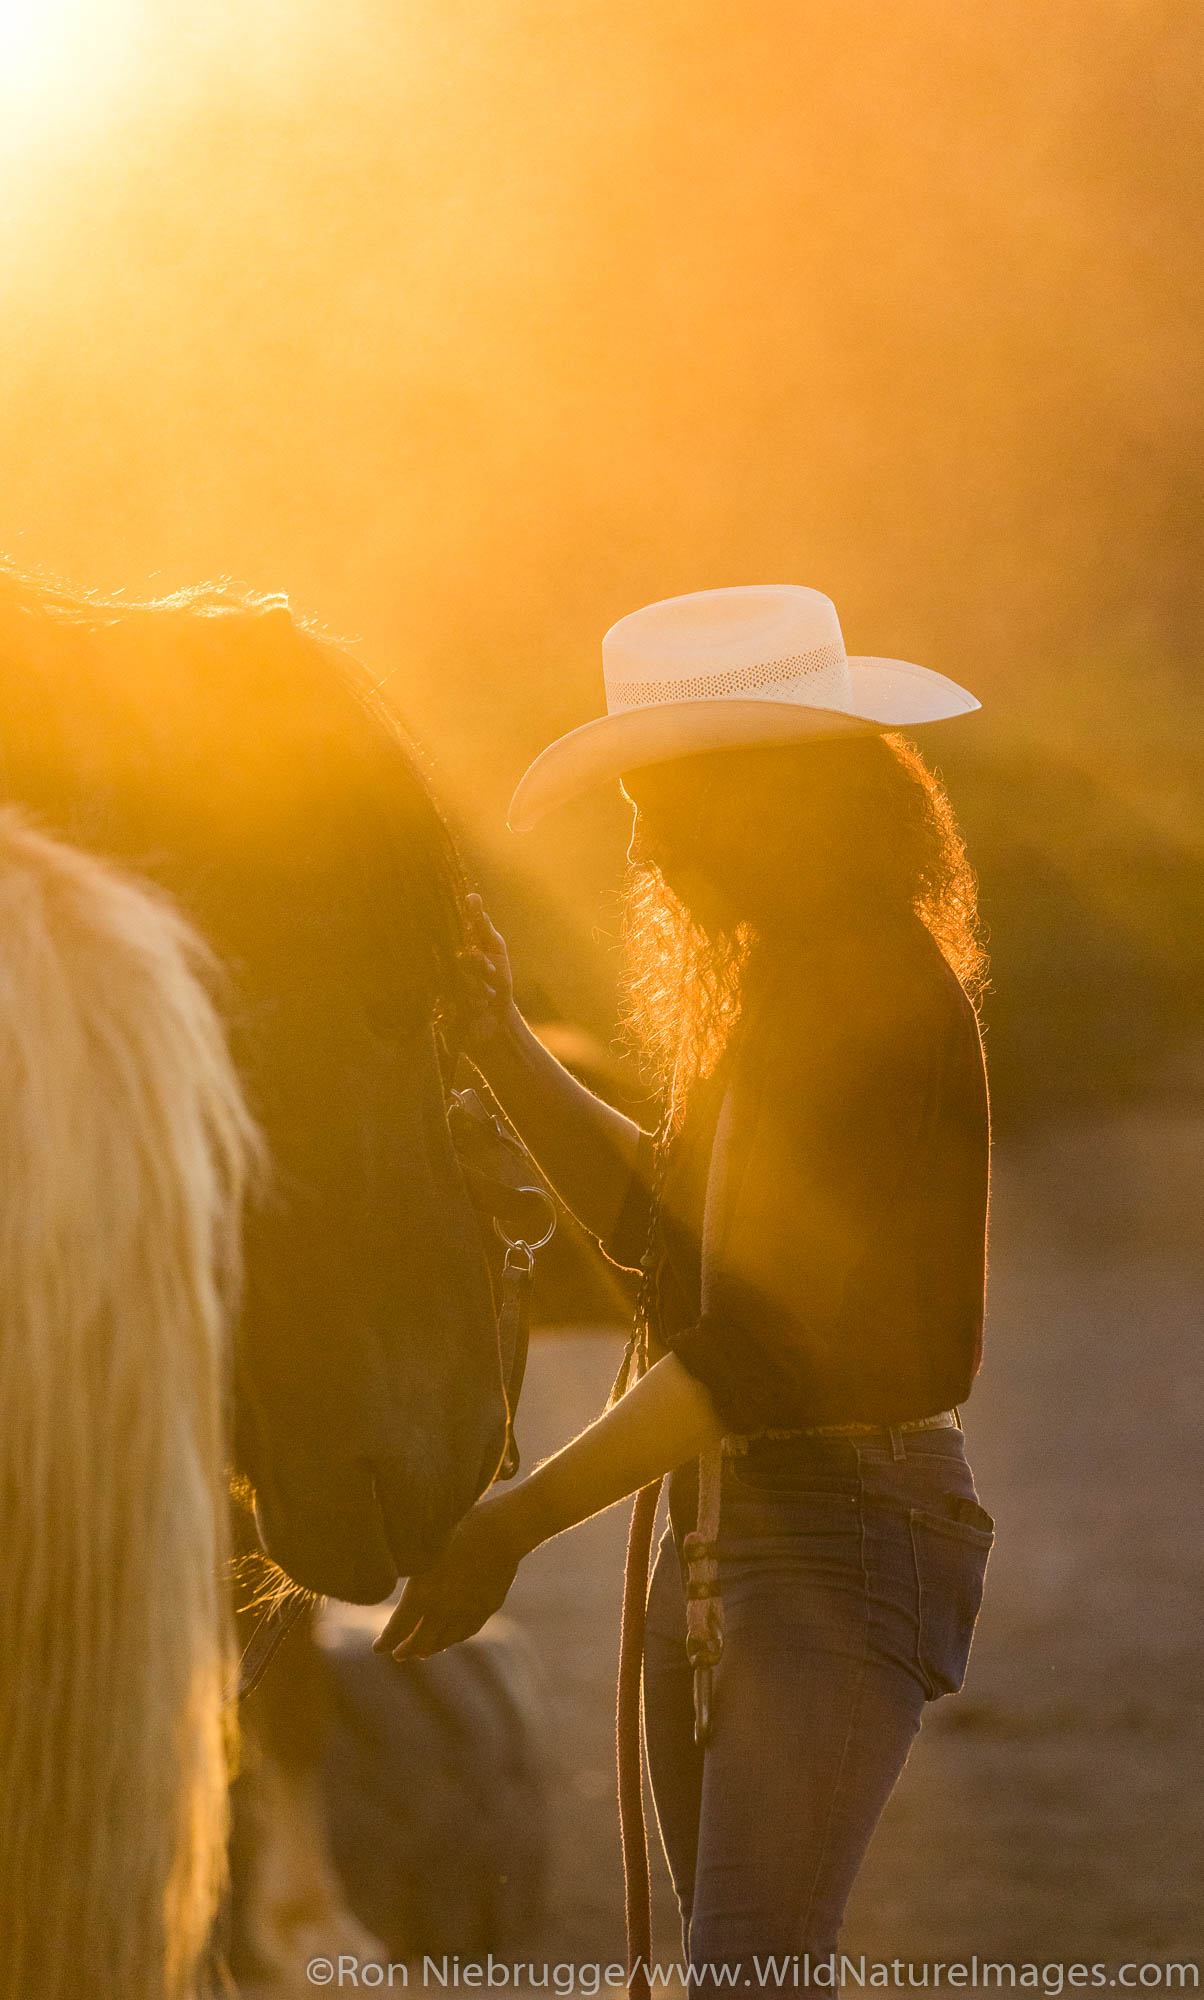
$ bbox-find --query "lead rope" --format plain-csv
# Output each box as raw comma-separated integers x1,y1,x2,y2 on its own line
681,1081,732,1752
684,1083,735,1754
610,1101,674,2000
611,1083,730,1996
617,1475,661,2000
681,1446,724,1746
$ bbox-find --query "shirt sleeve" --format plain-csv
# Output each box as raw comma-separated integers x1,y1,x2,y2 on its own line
599,1125,659,1273
663,983,941,1432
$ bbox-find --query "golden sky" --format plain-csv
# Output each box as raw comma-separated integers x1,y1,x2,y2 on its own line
2,0,1201,845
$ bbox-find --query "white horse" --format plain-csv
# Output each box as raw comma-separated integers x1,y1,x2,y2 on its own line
0,809,262,1999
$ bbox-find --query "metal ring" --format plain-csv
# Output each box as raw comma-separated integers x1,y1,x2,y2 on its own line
493,1196,556,1255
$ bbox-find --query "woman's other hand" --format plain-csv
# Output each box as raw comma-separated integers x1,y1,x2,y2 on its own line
459,892,518,1049
372,1492,523,1662
448,892,645,1238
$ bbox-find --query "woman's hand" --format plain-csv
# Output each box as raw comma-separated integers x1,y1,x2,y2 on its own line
372,1491,524,1662
458,892,518,1050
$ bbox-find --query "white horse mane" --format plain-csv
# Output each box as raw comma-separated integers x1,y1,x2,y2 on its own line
0,809,264,1999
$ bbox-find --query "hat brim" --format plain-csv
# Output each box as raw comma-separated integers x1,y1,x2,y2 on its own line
507,657,980,831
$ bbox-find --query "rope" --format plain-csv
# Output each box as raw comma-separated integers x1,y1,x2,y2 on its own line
612,1071,736,1978
612,1100,676,1997
617,1478,662,2000
682,1445,724,1746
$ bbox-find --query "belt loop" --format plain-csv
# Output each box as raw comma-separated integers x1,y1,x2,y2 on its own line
888,1424,905,1462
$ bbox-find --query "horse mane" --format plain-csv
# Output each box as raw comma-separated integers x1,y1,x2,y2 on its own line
0,559,471,1044
0,810,264,1999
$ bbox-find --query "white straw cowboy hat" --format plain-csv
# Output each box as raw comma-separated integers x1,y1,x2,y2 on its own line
508,585,979,831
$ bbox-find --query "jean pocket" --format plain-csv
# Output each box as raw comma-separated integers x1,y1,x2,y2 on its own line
908,1499,994,1699
727,1465,861,1511
720,1470,861,1562
726,1445,859,1503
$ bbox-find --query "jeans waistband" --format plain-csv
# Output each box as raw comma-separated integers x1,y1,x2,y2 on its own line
721,1407,961,1454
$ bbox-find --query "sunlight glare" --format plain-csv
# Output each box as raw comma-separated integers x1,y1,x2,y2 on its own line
0,0,133,149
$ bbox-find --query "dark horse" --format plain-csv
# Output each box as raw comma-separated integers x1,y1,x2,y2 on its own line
0,562,506,1603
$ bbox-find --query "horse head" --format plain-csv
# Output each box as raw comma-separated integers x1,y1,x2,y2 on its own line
0,565,507,1601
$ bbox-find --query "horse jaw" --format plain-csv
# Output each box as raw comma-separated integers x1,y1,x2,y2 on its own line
245,1403,509,1605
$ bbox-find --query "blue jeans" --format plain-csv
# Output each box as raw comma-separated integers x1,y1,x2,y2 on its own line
642,1426,994,1977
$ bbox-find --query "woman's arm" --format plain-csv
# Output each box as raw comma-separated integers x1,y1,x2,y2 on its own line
375,1351,724,1660
462,894,647,1239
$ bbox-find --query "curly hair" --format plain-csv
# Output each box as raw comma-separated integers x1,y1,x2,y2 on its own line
619,733,986,1116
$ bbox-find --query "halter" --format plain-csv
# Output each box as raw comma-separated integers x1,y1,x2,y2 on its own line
235,1080,556,1704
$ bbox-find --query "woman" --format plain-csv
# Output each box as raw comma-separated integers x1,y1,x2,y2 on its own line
377,585,994,1970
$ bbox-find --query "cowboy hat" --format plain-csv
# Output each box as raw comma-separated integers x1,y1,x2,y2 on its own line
507,585,979,831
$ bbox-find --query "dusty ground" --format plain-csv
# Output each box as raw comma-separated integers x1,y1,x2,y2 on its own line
499,1111,1204,1973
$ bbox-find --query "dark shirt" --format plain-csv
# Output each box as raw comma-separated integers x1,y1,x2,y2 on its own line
604,916,990,1432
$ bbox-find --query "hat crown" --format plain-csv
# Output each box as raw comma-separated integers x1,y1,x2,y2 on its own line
601,584,853,716
508,581,979,831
